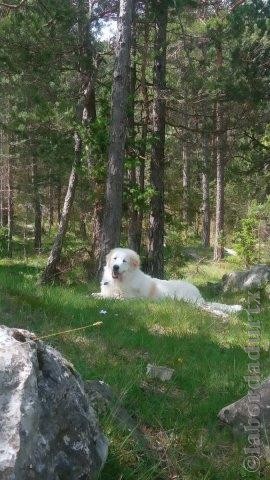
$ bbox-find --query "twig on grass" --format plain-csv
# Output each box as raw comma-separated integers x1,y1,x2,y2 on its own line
37,321,103,340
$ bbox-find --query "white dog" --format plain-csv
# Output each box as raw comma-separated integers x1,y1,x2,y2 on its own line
92,248,242,316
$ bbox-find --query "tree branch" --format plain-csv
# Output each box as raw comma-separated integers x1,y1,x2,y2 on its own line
230,0,246,11
244,131,270,150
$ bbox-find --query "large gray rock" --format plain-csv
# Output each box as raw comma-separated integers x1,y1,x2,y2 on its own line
218,377,270,439
222,264,270,292
0,325,108,480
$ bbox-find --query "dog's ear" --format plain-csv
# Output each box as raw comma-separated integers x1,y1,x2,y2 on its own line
130,251,140,269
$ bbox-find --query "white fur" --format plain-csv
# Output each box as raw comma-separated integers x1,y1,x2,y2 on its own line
92,248,242,316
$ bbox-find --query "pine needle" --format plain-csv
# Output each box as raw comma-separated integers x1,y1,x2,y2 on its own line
37,321,103,340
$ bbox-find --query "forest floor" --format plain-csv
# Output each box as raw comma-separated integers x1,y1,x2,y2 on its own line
0,242,269,480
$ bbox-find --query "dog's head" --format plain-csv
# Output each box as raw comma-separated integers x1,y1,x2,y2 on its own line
106,248,140,280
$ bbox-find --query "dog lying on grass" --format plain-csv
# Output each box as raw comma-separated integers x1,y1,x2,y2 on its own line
92,248,242,316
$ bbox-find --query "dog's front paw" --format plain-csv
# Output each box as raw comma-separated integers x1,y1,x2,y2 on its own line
113,292,125,300
91,292,102,298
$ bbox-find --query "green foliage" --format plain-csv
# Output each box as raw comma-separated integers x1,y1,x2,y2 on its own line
80,117,109,183
0,227,8,258
227,0,270,102
164,220,186,275
234,198,270,267
235,215,259,267
170,0,198,10
124,181,156,212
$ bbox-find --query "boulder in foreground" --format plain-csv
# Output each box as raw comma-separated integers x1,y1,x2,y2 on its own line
0,325,108,480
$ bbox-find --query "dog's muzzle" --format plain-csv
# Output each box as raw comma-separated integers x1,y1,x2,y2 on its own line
112,265,120,279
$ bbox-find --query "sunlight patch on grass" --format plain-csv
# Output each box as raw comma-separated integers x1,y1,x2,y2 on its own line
0,256,269,479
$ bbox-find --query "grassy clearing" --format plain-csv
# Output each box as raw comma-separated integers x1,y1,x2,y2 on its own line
0,251,269,479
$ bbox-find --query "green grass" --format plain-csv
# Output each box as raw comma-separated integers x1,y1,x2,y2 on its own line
0,252,269,479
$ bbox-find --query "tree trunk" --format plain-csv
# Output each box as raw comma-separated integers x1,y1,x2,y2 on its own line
32,158,42,252
7,155,13,258
1,132,8,226
137,17,150,254
79,212,88,240
79,0,104,269
182,142,189,225
41,133,81,283
201,130,210,247
0,167,3,227
214,45,225,261
214,100,225,260
127,2,139,252
100,0,133,271
0,132,2,227
148,0,168,278
91,189,103,260
128,12,149,254
56,178,62,224
48,169,54,232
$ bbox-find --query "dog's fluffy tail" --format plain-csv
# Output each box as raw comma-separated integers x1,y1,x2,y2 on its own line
202,302,242,317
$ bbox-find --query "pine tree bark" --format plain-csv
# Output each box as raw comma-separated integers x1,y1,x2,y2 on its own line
56,178,62,224
148,0,168,278
214,100,225,260
182,142,189,225
214,45,225,261
79,212,88,240
128,13,149,254
7,155,13,258
100,0,133,270
79,0,105,274
127,2,139,252
32,158,42,252
0,172,3,227
0,131,4,227
91,188,103,259
1,132,8,226
41,133,81,283
201,130,210,247
48,169,54,232
80,3,103,268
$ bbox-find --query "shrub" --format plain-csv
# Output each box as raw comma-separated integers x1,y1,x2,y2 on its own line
0,226,8,258
234,197,270,267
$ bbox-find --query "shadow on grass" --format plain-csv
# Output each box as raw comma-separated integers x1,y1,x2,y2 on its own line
0,264,248,410
0,261,268,479
0,262,40,274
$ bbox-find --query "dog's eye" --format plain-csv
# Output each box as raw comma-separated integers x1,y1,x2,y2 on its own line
113,257,117,260
123,259,127,263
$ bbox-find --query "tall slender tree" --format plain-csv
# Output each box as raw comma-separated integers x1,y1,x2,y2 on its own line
182,141,190,224
201,126,211,247
148,0,168,278
100,0,133,271
32,157,42,252
214,44,225,261
127,7,150,254
41,0,98,282
7,151,13,257
41,133,81,283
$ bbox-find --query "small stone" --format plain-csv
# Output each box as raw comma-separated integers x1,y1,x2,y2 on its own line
146,364,175,381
